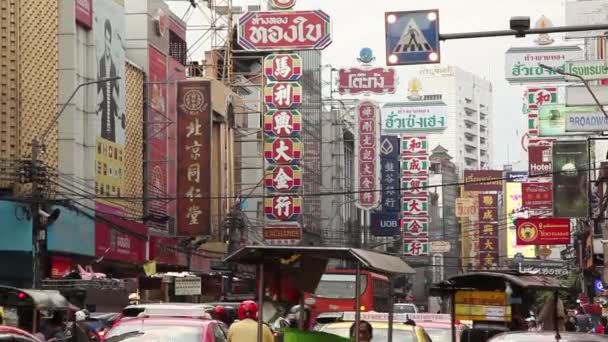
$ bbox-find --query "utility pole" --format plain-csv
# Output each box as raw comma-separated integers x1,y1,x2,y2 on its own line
30,77,119,288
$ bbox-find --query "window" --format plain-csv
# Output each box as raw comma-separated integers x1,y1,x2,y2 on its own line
213,323,227,342
372,279,390,312
313,274,367,299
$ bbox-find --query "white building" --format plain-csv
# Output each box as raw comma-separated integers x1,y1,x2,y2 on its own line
415,65,494,173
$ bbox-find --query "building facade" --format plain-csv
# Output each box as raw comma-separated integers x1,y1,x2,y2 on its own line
416,65,494,172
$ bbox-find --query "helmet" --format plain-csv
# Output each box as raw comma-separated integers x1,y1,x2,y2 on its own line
238,300,258,320
212,305,227,320
75,310,86,322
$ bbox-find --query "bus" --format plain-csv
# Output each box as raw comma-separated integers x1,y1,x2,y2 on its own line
304,269,390,320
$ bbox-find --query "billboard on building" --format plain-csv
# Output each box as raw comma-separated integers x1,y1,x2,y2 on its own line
505,182,535,258
354,101,381,210
552,141,590,218
93,0,127,226
177,80,212,236
463,170,503,192
528,145,552,176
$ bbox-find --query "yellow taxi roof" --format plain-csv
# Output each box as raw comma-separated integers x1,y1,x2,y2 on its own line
322,321,420,332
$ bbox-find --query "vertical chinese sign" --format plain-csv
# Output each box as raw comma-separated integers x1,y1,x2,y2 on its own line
525,87,557,137
478,193,499,268
355,101,381,210
177,80,212,236
401,135,429,256
263,54,304,244
371,136,401,236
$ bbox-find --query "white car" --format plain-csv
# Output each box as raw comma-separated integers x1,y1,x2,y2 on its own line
394,303,419,314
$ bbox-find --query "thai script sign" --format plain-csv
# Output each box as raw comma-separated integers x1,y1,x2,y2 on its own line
565,111,608,132
463,170,503,192
337,67,397,95
238,10,332,51
177,80,212,236
504,46,583,84
512,260,569,276
455,197,477,218
264,54,302,81
382,101,447,133
515,218,571,245
522,182,553,210
355,101,381,210
565,59,608,81
263,223,302,245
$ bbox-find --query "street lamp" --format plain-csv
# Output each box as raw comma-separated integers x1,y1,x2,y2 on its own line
31,76,120,288
538,63,608,118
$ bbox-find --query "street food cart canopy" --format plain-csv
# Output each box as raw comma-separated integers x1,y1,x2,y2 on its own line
224,246,415,275
430,271,567,295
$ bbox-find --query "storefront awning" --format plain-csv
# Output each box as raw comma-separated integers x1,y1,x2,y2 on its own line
431,271,567,295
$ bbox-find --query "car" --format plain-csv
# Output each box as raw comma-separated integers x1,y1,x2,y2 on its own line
488,331,608,341
120,303,213,319
394,303,419,314
318,321,432,341
102,317,227,342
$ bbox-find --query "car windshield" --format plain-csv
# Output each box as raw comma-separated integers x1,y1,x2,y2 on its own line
424,327,452,342
105,324,204,342
394,304,416,313
322,327,417,341
313,274,367,299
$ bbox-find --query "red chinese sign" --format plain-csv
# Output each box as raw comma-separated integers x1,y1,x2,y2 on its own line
402,217,429,237
264,165,302,192
264,195,302,221
516,218,571,245
522,182,553,209
75,0,92,30
527,87,557,111
264,137,302,164
401,136,428,155
177,80,212,236
264,82,302,109
264,54,302,81
401,176,429,196
337,67,397,95
355,101,380,209
478,193,499,267
463,170,503,192
263,110,302,136
238,10,332,51
528,145,552,176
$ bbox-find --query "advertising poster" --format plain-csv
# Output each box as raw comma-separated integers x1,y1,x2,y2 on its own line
515,218,571,245
148,46,168,229
505,183,535,257
177,80,212,236
552,141,589,218
94,0,126,217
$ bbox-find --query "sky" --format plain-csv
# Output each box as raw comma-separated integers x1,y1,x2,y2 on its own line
169,0,572,170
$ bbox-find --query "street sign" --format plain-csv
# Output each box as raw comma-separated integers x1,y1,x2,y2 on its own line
539,104,598,136
385,10,440,66
370,212,400,237
565,60,608,82
355,101,381,210
174,277,202,296
264,195,302,221
238,10,332,51
382,101,447,133
263,137,302,164
504,46,583,84
566,85,608,106
337,67,397,95
264,165,302,193
264,54,302,81
565,111,608,132
264,110,302,136
264,82,302,109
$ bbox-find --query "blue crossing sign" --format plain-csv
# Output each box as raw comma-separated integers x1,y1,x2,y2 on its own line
385,10,441,65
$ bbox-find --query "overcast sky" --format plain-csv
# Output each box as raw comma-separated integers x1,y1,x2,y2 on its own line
170,0,572,170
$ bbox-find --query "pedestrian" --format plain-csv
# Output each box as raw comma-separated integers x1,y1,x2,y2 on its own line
227,300,274,342
350,320,373,342
526,317,539,332
575,306,592,333
596,316,608,334
565,316,577,332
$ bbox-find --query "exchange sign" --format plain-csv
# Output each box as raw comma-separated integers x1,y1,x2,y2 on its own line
515,218,571,245
337,67,397,95
263,137,302,165
264,195,302,221
264,82,302,109
263,110,302,136
264,165,302,193
238,10,332,51
264,54,302,81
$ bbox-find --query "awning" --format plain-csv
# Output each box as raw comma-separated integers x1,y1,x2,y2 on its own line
0,286,72,310
431,271,567,295
223,246,415,275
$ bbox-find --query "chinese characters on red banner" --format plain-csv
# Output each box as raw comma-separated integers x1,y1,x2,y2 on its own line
355,101,380,210
478,193,499,267
177,81,211,236
402,135,429,256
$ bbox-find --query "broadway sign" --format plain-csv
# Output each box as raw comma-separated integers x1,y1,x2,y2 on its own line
337,67,397,95
238,10,332,51
515,218,570,246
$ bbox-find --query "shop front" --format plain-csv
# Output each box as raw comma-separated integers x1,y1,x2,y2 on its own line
0,201,34,286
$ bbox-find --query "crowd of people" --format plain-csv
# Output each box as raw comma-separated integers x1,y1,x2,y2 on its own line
524,304,608,335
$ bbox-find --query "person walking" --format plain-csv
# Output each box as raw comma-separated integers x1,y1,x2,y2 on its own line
227,300,274,342
575,306,592,333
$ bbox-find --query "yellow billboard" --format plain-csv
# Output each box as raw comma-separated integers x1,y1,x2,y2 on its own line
505,182,535,257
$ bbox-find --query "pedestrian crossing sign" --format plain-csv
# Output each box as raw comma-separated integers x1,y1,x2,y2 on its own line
385,10,441,65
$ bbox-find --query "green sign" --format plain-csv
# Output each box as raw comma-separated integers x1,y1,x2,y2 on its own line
381,101,447,133
538,104,597,137
565,60,608,81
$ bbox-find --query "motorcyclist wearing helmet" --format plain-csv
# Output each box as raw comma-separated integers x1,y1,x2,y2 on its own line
286,305,310,329
227,300,274,342
210,305,229,326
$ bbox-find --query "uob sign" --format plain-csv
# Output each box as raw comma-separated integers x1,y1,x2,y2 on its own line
370,212,400,236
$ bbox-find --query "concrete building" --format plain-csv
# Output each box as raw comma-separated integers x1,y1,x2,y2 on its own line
416,65,494,172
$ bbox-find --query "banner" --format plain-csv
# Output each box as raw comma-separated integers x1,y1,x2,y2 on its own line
515,218,571,245
552,141,589,218
464,170,503,192
478,193,499,267
177,80,212,236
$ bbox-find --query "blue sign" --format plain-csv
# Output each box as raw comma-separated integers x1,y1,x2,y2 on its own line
595,279,605,292
358,47,375,64
506,171,528,183
385,10,440,65
380,135,400,159
0,201,32,251
47,206,95,256
370,212,401,236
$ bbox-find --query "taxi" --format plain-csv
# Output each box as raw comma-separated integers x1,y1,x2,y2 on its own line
318,321,431,341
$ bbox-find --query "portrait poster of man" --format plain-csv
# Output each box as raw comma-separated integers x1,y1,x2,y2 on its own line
94,0,126,145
